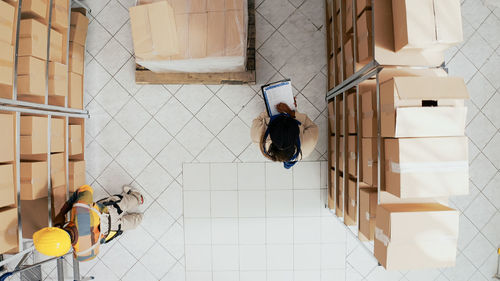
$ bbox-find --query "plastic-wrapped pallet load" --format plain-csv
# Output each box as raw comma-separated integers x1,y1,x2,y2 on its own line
130,0,248,73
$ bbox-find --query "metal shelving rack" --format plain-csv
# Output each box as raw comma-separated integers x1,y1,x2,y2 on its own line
0,0,90,279
325,0,448,256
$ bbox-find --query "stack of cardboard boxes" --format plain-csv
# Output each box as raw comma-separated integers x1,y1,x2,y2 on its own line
129,0,248,73
0,1,15,99
68,10,88,109
68,117,85,193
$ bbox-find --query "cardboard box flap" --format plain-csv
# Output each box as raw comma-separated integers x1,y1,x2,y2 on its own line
434,0,463,44
393,76,469,100
395,136,468,164
393,107,467,137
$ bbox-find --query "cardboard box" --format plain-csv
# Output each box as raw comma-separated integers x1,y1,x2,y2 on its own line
336,52,342,83
48,61,67,98
347,92,357,134
360,86,376,138
0,1,15,45
392,0,436,51
129,1,179,60
347,177,357,221
51,117,65,153
344,38,354,77
380,76,468,138
20,116,48,155
68,72,83,109
207,0,225,11
336,174,344,216
359,188,377,240
70,11,89,46
434,0,463,48
338,98,344,134
69,42,84,75
0,42,14,93
0,164,15,207
52,185,66,218
226,9,245,56
345,0,353,32
69,160,85,192
20,161,48,200
49,28,63,63
21,0,47,20
374,203,458,270
171,13,189,60
347,135,358,178
362,138,377,187
328,56,335,89
50,0,69,31
0,113,15,163
19,19,48,60
328,101,335,133
357,0,371,16
188,13,207,58
357,10,372,63
385,137,469,198
69,124,82,155
21,197,49,239
338,136,344,172
17,56,46,97
207,12,225,57
51,153,65,187
0,208,18,254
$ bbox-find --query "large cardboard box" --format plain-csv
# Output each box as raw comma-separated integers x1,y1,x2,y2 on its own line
21,161,48,200
359,188,377,241
0,208,18,254
347,135,358,178
19,19,48,60
0,113,15,163
68,72,83,109
69,124,82,155
356,10,372,63
374,203,459,270
51,117,65,153
129,1,179,60
0,42,14,94
69,42,84,75
21,197,49,238
434,0,463,48
360,86,376,138
20,116,48,155
357,0,371,16
21,0,47,20
0,1,15,45
345,0,353,32
70,11,89,46
50,0,69,31
0,164,15,207
51,153,65,187
69,160,85,192
49,28,63,63
344,38,354,77
362,138,377,187
347,177,357,221
385,137,468,198
347,92,357,134
48,62,67,98
380,76,468,138
17,56,46,97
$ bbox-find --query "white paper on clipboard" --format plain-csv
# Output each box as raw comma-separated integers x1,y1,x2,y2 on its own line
262,80,295,117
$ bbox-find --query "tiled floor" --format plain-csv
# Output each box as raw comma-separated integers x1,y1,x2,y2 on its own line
37,0,500,280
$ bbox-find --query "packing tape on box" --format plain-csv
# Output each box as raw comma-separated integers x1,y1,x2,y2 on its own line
390,161,468,174
367,160,376,167
351,199,355,207
375,227,389,246
365,211,370,221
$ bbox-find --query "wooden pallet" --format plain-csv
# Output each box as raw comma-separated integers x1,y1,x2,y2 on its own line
135,0,256,85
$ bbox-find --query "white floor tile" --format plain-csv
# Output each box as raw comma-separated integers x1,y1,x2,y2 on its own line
294,217,321,243
239,218,266,245
213,271,240,281
157,182,184,220
185,245,213,271
212,218,239,245
239,245,267,271
265,162,293,189
320,244,346,270
239,190,266,217
212,245,240,271
241,271,267,281
185,271,212,281
266,217,294,244
266,190,293,217
184,190,211,218
140,245,177,279
184,218,212,245
183,163,210,190
267,244,294,270
159,222,185,260
238,163,266,190
197,96,235,135
293,162,321,189
211,191,238,217
210,163,238,190
134,85,172,115
294,244,321,270
294,189,321,216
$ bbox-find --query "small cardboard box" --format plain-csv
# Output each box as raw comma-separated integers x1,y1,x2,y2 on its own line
51,117,65,153
0,208,18,254
345,0,353,32
347,135,358,178
0,42,14,92
69,42,84,75
69,160,85,192
385,137,469,198
374,203,458,270
207,12,225,57
50,153,65,187
338,136,344,172
20,161,48,200
359,188,377,241
52,185,66,218
19,19,48,60
0,164,15,207
336,52,342,83
21,197,49,239
336,174,344,216
330,136,335,168
380,76,468,138
69,124,82,155
48,61,68,98
68,72,83,109
356,10,372,63
20,116,48,155
0,113,15,163
129,1,179,60
392,0,436,51
347,177,357,221
344,38,354,77
361,138,377,187
70,11,89,46
49,28,63,63
21,0,47,21
357,0,371,16
17,56,46,97
0,1,15,45
50,0,69,31
347,92,357,134
360,86,376,138
328,56,335,89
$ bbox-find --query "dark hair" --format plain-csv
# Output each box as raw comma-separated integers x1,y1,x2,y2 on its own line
263,115,302,162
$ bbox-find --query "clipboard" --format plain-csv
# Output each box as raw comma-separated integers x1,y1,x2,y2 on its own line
261,79,295,117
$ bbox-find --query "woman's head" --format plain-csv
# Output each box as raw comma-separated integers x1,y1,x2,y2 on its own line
264,114,301,162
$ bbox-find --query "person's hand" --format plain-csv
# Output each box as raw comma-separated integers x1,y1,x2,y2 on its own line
276,103,296,118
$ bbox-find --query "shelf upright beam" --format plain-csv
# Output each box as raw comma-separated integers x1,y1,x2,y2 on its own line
15,112,23,252
45,0,55,105
47,115,52,228
12,0,23,101
64,0,73,108
355,83,360,229
376,71,381,204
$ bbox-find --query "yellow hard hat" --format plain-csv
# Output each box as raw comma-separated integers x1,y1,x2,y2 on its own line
33,227,72,257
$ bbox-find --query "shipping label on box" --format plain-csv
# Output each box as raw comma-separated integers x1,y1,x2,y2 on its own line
70,11,89,46
49,62,68,98
20,115,48,155
0,208,18,254
0,1,15,45
380,76,469,138
51,117,65,153
19,19,48,60
361,138,377,187
20,161,48,200
0,113,15,162
0,164,15,208
359,188,377,240
384,137,469,198
17,56,46,97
